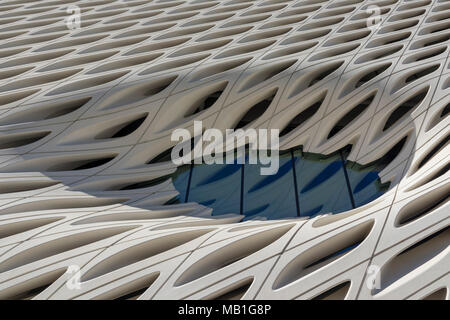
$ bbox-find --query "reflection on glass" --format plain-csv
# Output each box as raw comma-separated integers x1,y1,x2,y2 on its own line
345,162,390,208
187,157,242,216
295,150,354,216
169,165,191,204
165,147,388,220
243,151,298,220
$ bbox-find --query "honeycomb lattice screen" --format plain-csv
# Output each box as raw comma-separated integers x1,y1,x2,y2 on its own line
0,0,448,300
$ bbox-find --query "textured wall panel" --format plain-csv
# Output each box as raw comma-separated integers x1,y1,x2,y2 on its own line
0,0,448,300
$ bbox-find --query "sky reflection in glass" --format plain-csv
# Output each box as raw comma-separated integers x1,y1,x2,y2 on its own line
170,148,388,219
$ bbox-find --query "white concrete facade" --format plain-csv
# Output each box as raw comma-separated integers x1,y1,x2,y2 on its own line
0,0,448,300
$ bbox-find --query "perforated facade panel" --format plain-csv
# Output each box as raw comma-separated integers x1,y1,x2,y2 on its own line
0,0,448,300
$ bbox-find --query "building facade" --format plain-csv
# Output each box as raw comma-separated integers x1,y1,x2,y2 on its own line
0,0,448,300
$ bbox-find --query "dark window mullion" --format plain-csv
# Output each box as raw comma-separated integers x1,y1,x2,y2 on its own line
340,151,356,209
240,163,245,215
184,163,194,203
290,149,301,217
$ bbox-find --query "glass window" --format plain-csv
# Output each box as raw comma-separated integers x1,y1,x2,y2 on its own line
243,151,298,220
294,150,354,216
186,158,242,216
345,162,390,208
166,147,388,219
170,164,191,204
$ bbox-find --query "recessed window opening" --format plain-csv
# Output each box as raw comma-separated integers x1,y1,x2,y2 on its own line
158,145,391,220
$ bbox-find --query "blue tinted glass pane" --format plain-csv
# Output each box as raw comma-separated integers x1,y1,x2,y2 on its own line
171,165,191,203
243,151,298,220
345,163,389,207
187,160,242,215
295,151,353,216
